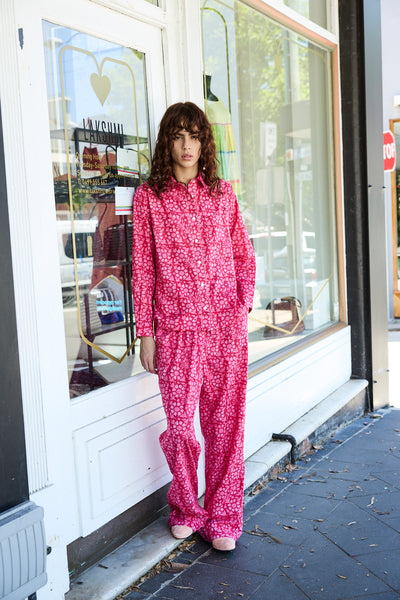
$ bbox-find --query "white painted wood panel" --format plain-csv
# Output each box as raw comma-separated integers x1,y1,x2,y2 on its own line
73,393,170,534
244,326,351,458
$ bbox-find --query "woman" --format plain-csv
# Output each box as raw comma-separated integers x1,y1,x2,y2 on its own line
132,102,255,551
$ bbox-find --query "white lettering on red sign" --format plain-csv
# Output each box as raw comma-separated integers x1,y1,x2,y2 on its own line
383,142,395,160
383,130,396,172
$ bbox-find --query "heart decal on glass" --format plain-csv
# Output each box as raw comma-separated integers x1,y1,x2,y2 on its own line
90,72,111,105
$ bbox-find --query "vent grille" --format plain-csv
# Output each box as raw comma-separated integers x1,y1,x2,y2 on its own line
0,502,47,599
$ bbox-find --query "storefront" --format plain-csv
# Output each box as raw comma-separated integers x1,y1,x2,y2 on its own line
0,0,381,598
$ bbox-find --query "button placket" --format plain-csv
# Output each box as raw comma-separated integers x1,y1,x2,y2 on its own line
189,186,209,324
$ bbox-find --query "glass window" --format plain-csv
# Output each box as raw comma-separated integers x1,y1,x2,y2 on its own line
43,21,150,398
201,0,339,365
390,120,400,314
283,0,329,30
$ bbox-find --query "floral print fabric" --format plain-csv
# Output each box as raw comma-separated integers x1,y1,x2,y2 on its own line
132,174,256,337
132,173,256,540
157,324,248,540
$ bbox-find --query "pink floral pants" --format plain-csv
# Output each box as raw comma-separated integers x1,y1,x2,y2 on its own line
156,316,248,542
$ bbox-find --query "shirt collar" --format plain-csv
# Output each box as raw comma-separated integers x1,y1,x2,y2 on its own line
171,171,208,189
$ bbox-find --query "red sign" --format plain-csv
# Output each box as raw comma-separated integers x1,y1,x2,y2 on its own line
383,130,396,172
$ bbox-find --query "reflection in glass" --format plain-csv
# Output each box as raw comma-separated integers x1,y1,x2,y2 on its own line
202,0,339,363
283,0,328,30
393,121,400,292
43,21,151,398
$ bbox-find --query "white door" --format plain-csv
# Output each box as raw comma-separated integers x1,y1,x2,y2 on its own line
12,0,168,596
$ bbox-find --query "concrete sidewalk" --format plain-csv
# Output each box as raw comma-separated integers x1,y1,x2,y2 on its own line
115,408,400,600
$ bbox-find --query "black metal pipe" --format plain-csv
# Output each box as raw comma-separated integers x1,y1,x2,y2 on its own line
271,433,297,464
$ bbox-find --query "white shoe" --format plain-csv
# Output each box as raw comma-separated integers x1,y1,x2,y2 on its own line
212,537,236,551
171,525,193,539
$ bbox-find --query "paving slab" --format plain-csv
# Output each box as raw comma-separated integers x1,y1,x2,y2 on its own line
338,476,396,498
318,457,383,481
320,444,389,465
336,432,400,452
320,501,400,556
353,549,400,591
349,489,400,524
197,531,295,578
290,472,361,500
282,555,390,599
242,478,289,516
372,467,400,489
352,593,400,600
153,562,266,599
248,569,310,599
255,485,340,520
280,534,392,599
243,510,315,546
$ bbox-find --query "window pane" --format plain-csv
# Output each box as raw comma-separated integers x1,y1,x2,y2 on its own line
202,0,339,364
43,21,151,398
284,0,328,30
393,121,400,291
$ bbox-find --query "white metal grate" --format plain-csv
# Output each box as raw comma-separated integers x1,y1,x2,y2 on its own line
0,502,47,600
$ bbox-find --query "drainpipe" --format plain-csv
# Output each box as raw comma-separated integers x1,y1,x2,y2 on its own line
271,433,297,464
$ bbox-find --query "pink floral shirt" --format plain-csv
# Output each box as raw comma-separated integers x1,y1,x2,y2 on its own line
132,174,256,337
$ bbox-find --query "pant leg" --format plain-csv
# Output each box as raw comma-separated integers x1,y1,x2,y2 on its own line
199,311,249,541
156,329,209,531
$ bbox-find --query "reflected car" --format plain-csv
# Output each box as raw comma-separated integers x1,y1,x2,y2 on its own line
57,220,97,304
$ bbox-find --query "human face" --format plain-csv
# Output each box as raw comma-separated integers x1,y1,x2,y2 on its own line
171,128,202,183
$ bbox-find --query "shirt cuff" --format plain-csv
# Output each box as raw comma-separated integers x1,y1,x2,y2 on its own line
136,324,154,337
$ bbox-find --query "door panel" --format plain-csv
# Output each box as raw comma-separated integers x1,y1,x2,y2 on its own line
40,3,167,536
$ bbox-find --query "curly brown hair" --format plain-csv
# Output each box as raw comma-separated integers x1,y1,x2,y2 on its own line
146,102,221,196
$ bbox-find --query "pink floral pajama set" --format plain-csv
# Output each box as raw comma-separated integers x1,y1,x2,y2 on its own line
132,173,256,542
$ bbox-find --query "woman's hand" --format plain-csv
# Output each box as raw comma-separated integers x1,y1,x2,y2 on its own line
139,336,157,374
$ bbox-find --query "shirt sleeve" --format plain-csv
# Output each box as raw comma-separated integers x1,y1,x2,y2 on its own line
228,184,256,310
132,185,156,337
